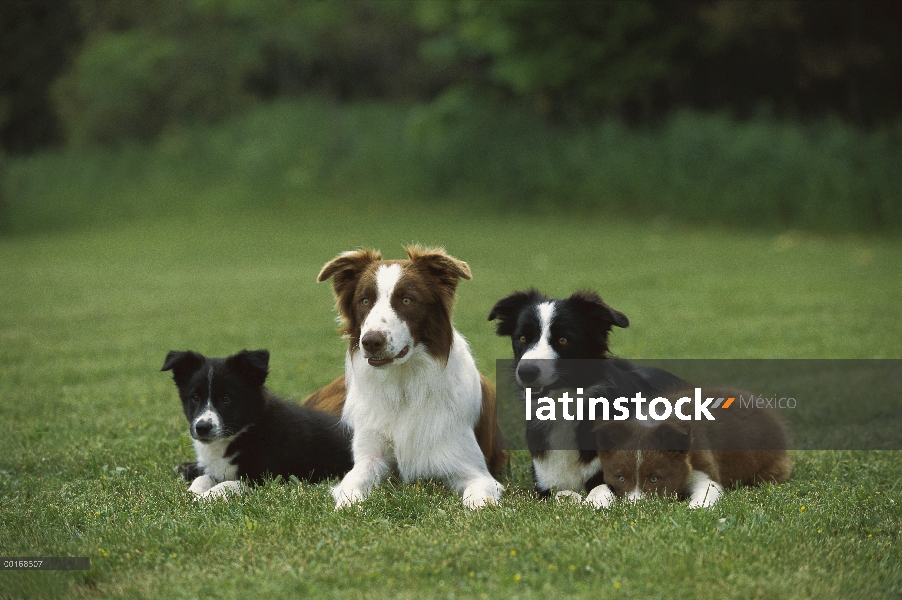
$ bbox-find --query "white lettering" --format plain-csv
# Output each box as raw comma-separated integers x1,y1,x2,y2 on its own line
536,397,555,420
649,397,672,420
589,396,609,421
576,388,584,420
559,391,574,421
695,387,715,421
632,392,648,420
675,396,692,420
613,397,629,420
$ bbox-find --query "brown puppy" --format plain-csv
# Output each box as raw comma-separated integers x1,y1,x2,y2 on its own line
590,387,791,509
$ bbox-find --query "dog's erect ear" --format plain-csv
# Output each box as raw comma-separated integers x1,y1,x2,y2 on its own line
405,245,472,284
594,420,637,451
225,349,270,388
317,249,382,320
161,350,205,387
652,422,691,452
488,289,546,337
568,291,629,329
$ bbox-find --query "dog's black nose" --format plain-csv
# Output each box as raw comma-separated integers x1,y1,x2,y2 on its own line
518,363,540,384
361,331,387,355
194,420,213,437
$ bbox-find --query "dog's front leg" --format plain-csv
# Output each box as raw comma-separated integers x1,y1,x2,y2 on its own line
198,480,245,501
331,429,392,509
686,470,723,509
442,430,504,509
585,483,616,508
188,474,217,495
452,470,504,509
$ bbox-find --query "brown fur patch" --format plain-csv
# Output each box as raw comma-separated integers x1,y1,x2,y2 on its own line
302,375,346,416
475,374,509,477
401,245,470,363
317,248,383,351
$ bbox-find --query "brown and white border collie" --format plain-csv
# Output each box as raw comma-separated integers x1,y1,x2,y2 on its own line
311,246,507,509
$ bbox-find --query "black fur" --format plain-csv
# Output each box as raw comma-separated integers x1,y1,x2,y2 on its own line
489,289,629,363
489,290,685,496
162,349,353,485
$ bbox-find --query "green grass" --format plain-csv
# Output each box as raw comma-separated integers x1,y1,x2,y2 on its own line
1,203,900,598
3,100,902,236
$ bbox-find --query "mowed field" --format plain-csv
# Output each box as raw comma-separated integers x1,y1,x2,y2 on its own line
1,203,900,598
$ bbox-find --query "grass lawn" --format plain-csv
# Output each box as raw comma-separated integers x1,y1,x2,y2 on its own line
1,202,900,598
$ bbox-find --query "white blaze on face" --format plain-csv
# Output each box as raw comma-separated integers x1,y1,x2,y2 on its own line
627,450,644,501
193,365,222,439
517,301,558,388
360,264,413,360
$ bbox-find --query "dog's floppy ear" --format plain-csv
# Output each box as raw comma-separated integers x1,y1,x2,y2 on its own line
594,420,636,451
569,291,628,358
652,422,691,452
405,245,472,284
488,289,545,337
225,349,270,388
317,248,382,284
568,290,629,329
406,245,472,318
161,350,206,387
317,248,382,320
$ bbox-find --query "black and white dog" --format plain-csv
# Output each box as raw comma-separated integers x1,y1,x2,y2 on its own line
162,349,353,499
488,289,684,505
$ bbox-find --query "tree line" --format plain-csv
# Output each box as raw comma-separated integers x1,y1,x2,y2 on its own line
2,0,900,152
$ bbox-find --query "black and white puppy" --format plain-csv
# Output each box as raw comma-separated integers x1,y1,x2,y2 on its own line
162,349,353,499
488,289,684,503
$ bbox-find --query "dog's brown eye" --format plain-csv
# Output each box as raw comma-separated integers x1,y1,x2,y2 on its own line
558,337,568,345
618,476,625,483
650,476,658,483
222,396,231,403
518,335,527,344
402,297,412,306
190,394,200,403
361,298,370,306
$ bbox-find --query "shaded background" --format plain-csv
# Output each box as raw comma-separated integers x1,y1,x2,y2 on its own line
1,0,901,233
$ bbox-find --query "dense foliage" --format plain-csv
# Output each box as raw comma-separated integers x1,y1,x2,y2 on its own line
2,0,901,150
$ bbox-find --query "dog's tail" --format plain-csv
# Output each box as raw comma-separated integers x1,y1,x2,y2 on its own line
477,374,510,477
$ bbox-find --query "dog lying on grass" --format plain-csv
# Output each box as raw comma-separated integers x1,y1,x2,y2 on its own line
163,349,353,500
313,246,507,509
591,387,791,508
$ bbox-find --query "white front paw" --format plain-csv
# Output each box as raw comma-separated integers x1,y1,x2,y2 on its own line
586,484,615,509
463,493,498,509
555,490,585,504
688,485,721,509
461,479,503,509
188,474,216,495
199,480,243,501
332,484,366,509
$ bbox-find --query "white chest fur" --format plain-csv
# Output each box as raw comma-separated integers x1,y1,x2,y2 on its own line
531,419,601,492
533,450,601,493
193,437,239,482
343,331,483,481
